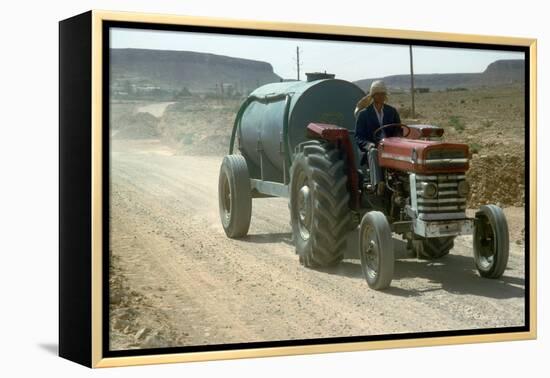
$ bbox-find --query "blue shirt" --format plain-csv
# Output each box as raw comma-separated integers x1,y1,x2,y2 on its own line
354,103,402,150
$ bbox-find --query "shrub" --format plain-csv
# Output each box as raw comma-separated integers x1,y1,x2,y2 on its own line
469,142,482,154
449,115,465,132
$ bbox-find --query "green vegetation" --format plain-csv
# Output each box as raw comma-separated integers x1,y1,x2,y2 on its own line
469,142,482,154
448,115,465,132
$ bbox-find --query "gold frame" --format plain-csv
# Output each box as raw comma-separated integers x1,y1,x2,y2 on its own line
89,9,537,368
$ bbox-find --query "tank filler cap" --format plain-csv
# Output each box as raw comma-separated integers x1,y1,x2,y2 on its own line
305,71,335,82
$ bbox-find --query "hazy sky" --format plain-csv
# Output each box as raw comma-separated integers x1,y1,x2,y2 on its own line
111,28,524,82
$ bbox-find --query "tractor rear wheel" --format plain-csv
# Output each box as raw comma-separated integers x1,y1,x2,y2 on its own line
412,236,455,259
289,141,351,267
218,154,252,238
474,204,509,278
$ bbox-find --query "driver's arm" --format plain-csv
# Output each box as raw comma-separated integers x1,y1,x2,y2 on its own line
354,110,375,151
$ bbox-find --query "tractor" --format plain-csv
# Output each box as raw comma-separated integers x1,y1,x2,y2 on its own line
218,72,508,290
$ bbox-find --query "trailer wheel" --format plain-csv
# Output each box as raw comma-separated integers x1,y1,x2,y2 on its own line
412,236,455,259
218,155,252,238
289,141,350,267
474,204,509,278
359,211,394,290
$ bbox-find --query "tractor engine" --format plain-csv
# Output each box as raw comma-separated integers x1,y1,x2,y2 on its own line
378,125,472,238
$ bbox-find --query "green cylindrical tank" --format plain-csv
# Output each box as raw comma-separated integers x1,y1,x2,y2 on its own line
231,76,365,183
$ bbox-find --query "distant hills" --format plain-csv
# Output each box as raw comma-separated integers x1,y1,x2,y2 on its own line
110,48,524,97
354,59,525,92
110,48,281,96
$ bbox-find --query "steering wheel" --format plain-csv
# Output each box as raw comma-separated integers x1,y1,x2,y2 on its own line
373,123,411,140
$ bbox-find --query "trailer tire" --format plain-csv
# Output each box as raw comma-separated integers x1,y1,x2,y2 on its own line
218,154,252,238
289,141,350,267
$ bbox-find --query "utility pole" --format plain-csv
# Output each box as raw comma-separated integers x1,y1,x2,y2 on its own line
296,46,301,81
409,45,416,118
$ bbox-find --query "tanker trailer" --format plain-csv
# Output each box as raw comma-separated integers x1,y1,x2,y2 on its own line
218,72,364,244
218,73,509,290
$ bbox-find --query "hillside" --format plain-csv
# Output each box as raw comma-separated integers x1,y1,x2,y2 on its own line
110,48,282,96
354,59,524,92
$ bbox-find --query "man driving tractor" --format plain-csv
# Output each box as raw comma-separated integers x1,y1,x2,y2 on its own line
354,80,402,196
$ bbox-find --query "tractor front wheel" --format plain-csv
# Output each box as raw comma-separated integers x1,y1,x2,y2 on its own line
359,211,394,290
473,204,509,278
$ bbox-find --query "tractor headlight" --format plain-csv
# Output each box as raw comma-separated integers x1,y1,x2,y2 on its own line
458,180,470,197
421,182,438,198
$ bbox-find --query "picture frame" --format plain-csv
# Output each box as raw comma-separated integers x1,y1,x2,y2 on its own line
59,9,537,368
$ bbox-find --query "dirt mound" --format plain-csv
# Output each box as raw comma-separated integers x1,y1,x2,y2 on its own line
112,112,160,139
467,153,525,207
177,135,230,156
158,98,240,155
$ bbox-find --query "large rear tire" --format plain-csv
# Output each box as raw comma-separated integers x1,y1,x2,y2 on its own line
412,236,455,259
474,204,509,278
289,141,351,267
359,211,394,290
218,155,252,238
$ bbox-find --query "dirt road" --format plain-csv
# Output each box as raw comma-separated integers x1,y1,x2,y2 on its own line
109,139,526,350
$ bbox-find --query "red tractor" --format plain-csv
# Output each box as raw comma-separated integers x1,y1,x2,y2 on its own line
218,75,509,290
299,122,509,289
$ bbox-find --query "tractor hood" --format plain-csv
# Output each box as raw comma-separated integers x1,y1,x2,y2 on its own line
378,136,470,174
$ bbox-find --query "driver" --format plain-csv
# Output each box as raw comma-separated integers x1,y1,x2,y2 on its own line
354,80,402,195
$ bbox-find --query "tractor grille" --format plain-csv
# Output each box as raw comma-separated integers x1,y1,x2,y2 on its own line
415,174,467,217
